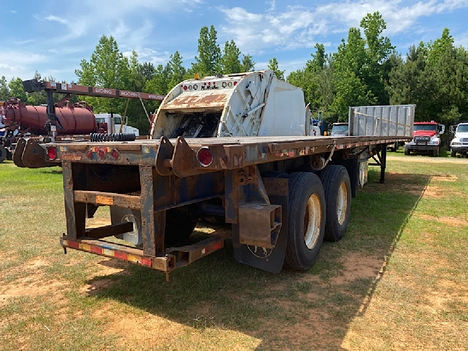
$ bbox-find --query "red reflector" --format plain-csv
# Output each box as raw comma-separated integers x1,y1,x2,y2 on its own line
140,258,152,266
48,147,57,160
68,241,79,249
212,242,222,250
197,147,213,167
234,81,237,86
183,85,187,90
86,150,93,159
98,148,105,159
114,251,127,260
112,149,119,159
91,246,103,254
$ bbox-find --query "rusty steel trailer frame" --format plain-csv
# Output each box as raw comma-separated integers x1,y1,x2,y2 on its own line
16,134,410,277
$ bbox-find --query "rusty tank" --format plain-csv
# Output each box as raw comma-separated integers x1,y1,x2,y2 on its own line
2,98,97,135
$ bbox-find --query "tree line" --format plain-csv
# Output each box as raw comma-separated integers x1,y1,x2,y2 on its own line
1,12,467,135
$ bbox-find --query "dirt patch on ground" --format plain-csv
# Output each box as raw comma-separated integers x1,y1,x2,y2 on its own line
387,155,468,164
416,213,468,227
81,259,129,296
431,175,458,182
0,275,64,306
330,252,384,285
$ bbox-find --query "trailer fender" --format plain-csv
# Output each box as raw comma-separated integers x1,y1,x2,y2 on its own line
232,175,289,273
21,139,48,168
12,138,27,167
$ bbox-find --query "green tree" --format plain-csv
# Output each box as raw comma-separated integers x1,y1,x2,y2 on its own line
168,51,186,88
387,28,468,125
192,25,221,76
0,76,10,101
26,72,50,106
220,40,242,74
359,12,395,104
75,35,157,134
241,54,255,72
268,57,284,80
75,35,131,114
8,78,27,102
331,27,374,119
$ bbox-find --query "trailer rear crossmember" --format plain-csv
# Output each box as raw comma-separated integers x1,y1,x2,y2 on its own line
61,234,224,280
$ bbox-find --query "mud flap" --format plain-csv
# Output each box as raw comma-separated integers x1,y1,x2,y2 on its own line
233,177,289,273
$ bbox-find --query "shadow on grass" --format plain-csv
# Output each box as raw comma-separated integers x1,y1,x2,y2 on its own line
85,169,432,350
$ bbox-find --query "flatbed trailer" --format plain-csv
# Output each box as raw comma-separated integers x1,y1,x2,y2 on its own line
16,133,409,278
15,71,414,278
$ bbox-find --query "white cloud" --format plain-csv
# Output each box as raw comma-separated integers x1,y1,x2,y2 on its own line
454,30,468,48
219,0,468,54
0,51,46,80
44,15,67,25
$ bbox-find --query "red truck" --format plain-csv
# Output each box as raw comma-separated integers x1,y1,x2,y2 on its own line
404,121,445,157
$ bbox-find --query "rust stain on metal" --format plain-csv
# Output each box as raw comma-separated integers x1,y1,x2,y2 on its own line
164,91,228,110
95,195,114,206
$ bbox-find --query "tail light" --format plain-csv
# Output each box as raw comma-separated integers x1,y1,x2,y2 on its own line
47,147,57,160
98,148,106,159
197,147,213,167
111,149,119,159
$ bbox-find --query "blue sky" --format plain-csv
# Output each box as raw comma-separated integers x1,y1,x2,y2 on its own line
1,0,467,85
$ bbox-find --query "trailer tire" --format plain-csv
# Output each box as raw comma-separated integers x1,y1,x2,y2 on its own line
285,172,326,271
0,146,6,163
165,206,198,246
319,165,351,242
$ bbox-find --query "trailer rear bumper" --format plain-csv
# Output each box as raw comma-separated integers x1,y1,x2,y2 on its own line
60,234,224,275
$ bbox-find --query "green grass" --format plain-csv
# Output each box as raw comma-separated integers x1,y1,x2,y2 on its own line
1,157,467,350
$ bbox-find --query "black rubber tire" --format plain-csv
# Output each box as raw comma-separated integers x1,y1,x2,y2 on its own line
404,147,410,155
319,165,352,242
165,205,198,246
432,148,439,157
451,149,457,157
0,146,6,163
285,172,326,271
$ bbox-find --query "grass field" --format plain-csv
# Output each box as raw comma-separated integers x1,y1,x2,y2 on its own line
0,155,467,350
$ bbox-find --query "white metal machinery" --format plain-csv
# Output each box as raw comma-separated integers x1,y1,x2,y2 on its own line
150,70,316,139
95,113,140,136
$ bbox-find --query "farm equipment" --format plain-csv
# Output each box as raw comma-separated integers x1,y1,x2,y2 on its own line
0,79,165,162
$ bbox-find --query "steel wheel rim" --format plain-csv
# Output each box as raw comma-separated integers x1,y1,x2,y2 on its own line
304,193,322,249
336,181,348,225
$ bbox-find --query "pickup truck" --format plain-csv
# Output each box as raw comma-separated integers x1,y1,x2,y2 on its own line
450,122,468,157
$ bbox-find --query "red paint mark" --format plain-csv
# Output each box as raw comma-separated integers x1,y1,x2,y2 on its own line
68,241,80,249
140,258,152,266
91,246,103,254
212,242,222,251
114,251,127,260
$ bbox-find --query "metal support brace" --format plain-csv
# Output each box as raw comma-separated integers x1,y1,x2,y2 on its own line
139,165,165,256
62,161,86,240
380,146,387,184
